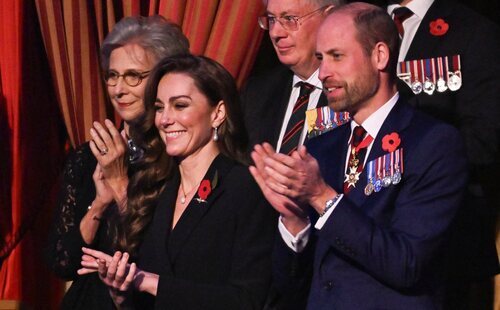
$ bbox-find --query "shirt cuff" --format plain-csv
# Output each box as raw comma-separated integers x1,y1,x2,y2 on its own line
278,216,311,253
314,194,343,230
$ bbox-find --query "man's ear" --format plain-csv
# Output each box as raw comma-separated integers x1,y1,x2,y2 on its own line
211,100,227,128
372,42,390,71
324,5,335,14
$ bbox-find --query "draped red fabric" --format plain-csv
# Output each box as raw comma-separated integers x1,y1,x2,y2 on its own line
35,0,265,147
0,0,66,307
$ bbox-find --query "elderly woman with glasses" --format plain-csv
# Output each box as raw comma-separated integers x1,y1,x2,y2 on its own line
78,55,277,310
45,15,189,309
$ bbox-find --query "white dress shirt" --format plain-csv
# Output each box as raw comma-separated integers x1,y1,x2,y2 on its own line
279,92,400,252
276,69,323,152
388,0,434,62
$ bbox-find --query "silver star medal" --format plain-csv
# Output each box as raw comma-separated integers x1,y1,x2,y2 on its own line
344,166,360,188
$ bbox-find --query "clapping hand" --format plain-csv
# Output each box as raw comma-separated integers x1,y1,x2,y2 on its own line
89,119,129,208
78,247,137,308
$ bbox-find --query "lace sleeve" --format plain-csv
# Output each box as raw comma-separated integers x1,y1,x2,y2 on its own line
45,143,99,280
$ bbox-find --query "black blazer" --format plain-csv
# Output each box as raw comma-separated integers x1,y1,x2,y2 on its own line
397,0,500,279
241,64,328,149
137,155,277,309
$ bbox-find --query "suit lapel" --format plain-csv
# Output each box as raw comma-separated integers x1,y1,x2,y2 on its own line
270,72,294,145
329,124,351,192
406,0,453,60
167,155,234,264
317,92,328,108
137,172,178,275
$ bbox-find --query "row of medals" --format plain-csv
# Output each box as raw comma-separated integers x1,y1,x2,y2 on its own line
346,150,403,196
364,167,402,196
397,56,462,95
365,149,402,196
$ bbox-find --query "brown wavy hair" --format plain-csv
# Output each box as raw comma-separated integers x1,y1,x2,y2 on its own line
117,55,249,255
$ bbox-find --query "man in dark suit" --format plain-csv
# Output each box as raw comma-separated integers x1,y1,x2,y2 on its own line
387,0,500,307
250,3,468,308
241,0,344,154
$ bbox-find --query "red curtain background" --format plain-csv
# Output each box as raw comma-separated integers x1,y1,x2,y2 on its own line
0,0,68,308
0,0,265,307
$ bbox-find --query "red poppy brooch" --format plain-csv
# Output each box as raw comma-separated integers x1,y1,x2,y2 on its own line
195,171,218,203
382,132,401,153
429,18,449,36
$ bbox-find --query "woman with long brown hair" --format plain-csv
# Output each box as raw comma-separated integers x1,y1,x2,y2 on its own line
79,55,277,309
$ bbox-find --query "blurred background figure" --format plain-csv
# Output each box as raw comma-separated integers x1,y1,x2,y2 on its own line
383,0,500,308
241,0,344,155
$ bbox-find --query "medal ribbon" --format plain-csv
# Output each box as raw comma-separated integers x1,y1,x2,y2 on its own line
443,56,450,82
384,153,390,177
430,58,436,84
437,57,445,81
367,159,375,182
452,55,461,72
316,108,323,129
390,151,394,175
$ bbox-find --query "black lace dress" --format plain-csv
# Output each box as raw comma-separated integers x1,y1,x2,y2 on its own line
45,143,115,309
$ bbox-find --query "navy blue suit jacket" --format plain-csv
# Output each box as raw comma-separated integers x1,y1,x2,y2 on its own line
274,100,468,309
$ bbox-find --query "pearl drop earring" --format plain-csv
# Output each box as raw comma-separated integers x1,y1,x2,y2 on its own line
213,126,219,141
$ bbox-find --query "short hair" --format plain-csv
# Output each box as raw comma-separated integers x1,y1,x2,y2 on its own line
331,3,399,78
263,0,345,8
100,15,189,71
313,0,345,7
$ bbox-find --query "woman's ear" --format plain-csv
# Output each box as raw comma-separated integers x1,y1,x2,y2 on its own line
211,100,227,128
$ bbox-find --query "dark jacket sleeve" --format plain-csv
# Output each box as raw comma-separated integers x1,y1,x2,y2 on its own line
45,143,99,280
270,229,316,310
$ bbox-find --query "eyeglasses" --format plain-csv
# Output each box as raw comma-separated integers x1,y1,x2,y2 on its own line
258,6,329,31
104,70,151,87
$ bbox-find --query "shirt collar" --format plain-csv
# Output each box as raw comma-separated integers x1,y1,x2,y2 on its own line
388,0,434,20
293,69,323,90
351,92,399,139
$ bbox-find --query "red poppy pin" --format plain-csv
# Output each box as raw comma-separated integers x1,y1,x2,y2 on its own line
382,132,401,153
195,171,218,203
429,18,449,36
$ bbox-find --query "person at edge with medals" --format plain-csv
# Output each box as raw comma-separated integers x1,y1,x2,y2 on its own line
77,55,277,309
45,16,189,309
386,0,500,307
250,3,467,308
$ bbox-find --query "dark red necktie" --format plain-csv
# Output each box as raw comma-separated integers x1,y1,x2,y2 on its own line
343,126,372,194
280,82,315,155
393,6,413,38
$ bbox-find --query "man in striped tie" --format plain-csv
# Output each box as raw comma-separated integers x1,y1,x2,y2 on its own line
241,0,344,155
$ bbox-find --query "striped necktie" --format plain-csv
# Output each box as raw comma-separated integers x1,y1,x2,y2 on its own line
280,82,315,155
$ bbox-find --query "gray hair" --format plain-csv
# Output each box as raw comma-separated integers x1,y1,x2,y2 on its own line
313,0,345,7
100,15,189,71
262,0,345,8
